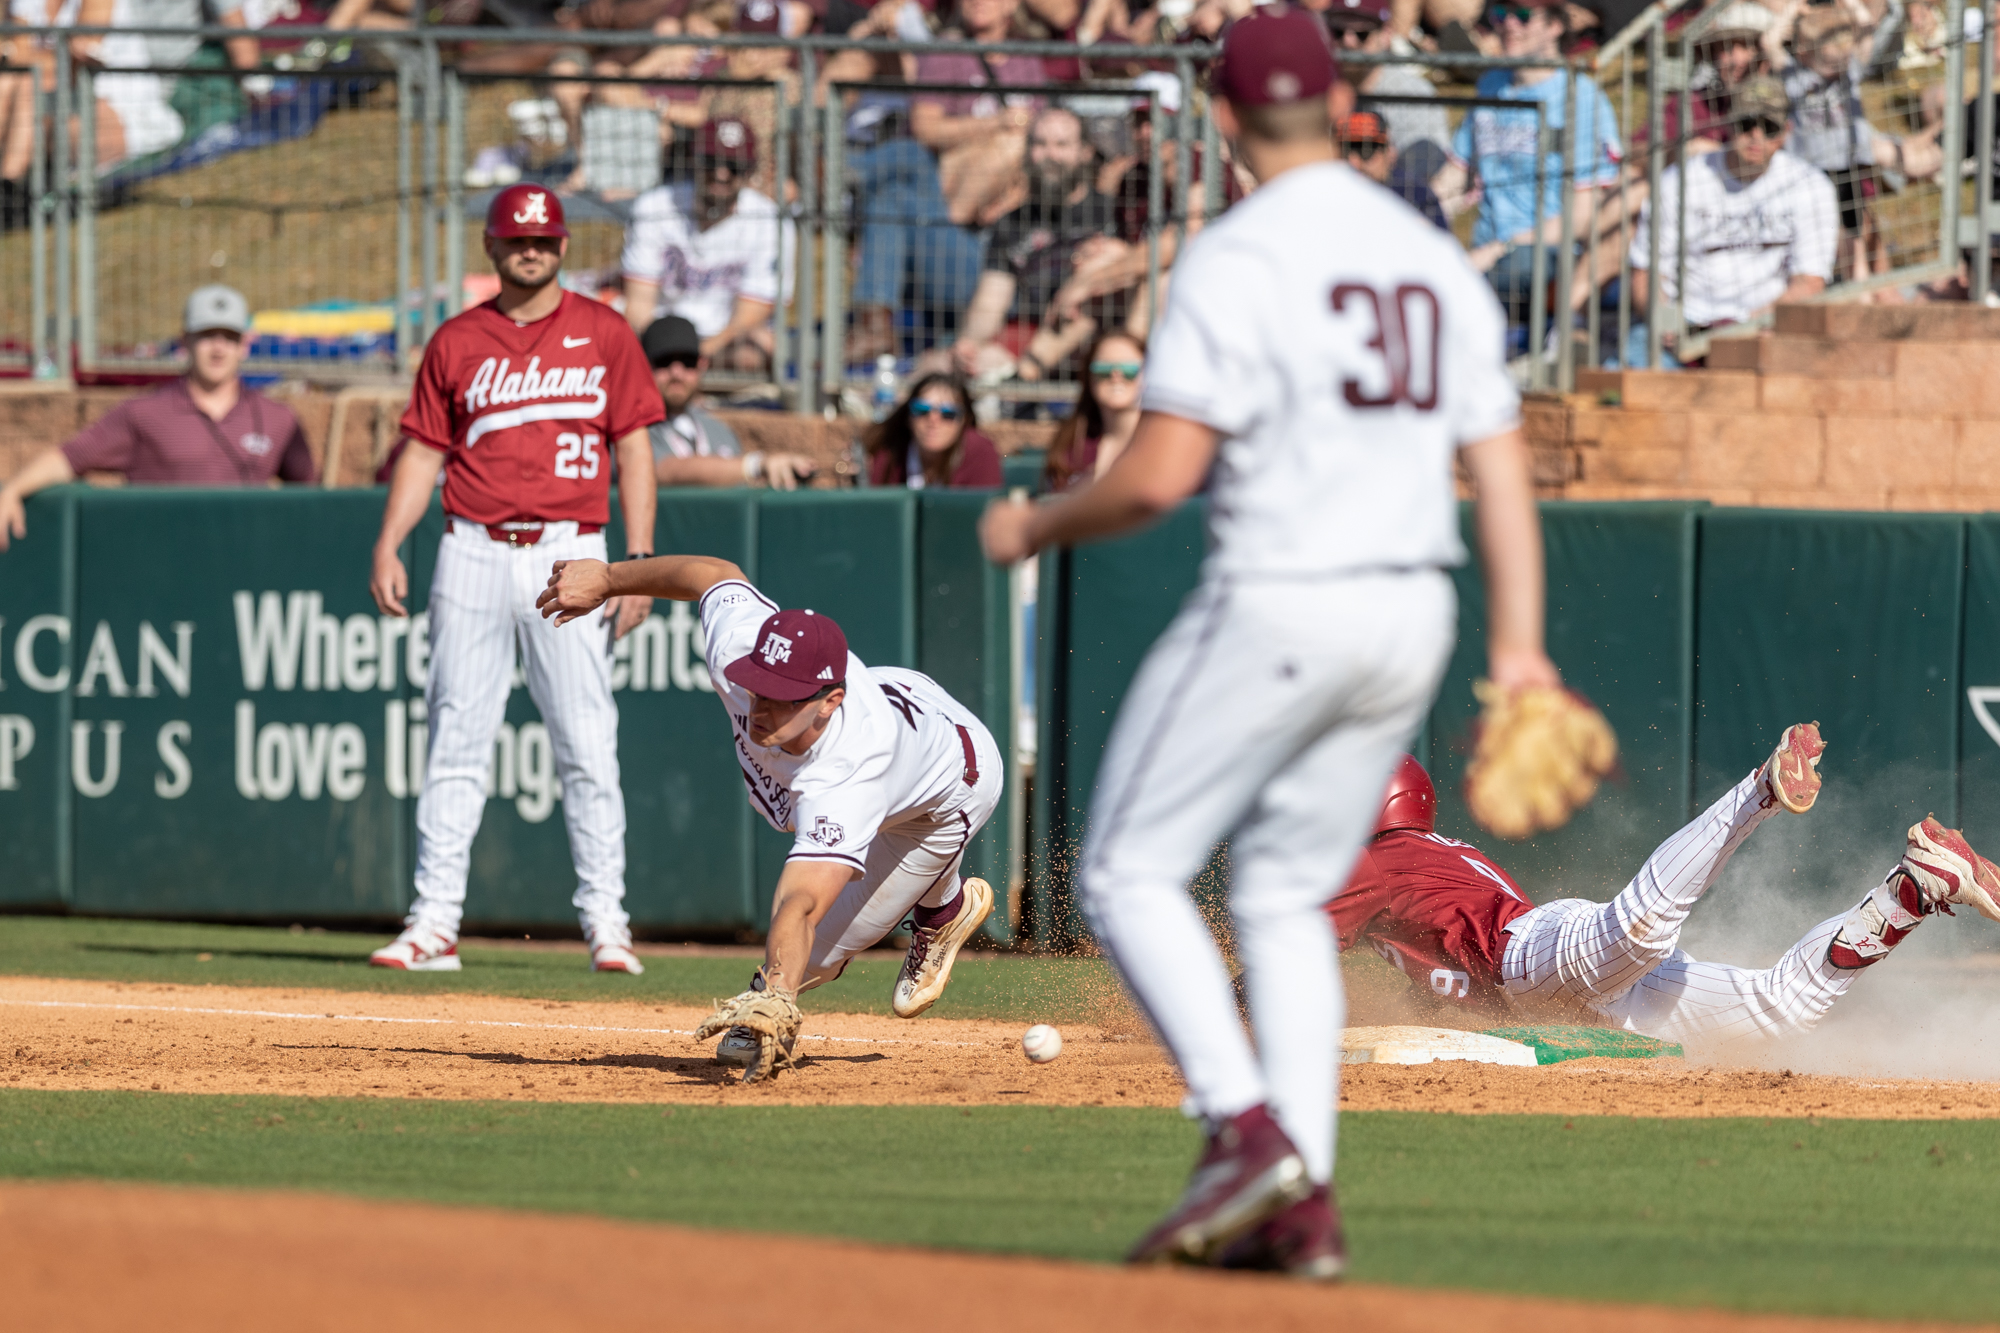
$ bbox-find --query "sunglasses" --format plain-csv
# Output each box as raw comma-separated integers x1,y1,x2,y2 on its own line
1734,115,1786,137
1488,3,1538,22
654,353,700,370
1344,139,1386,159
910,401,962,421
1090,360,1143,379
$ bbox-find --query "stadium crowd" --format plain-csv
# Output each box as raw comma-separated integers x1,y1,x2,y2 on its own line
1,0,1994,422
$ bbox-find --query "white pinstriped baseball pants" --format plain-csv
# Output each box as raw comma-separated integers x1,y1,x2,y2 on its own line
1079,572,1456,1185
1500,769,1868,1046
799,722,1005,990
407,520,629,940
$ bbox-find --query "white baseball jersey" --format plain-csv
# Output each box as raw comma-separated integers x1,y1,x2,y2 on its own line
620,185,797,338
1141,161,1520,580
698,580,988,873
1628,149,1838,328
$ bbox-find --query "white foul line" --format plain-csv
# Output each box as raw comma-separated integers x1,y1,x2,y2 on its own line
0,998,991,1050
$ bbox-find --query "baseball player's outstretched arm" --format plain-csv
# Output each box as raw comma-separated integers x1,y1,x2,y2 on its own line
1460,428,1562,692
979,411,1218,563
369,441,448,618
537,553,745,626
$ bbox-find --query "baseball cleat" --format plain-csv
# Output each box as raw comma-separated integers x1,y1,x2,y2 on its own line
892,877,995,1018
1902,817,2000,922
369,928,462,972
1212,1183,1347,1282
1761,722,1825,814
1126,1103,1311,1267
590,942,645,974
1827,871,1930,970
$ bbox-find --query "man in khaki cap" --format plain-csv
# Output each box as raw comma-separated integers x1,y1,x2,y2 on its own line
0,284,315,549
1628,75,1839,361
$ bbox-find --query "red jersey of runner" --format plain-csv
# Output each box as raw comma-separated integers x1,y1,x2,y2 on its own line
400,290,663,525
1327,829,1535,1008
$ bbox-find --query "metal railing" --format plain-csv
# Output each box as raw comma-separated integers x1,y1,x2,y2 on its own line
3,15,1997,402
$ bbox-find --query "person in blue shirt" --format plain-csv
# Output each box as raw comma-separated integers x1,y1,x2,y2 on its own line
1435,0,1623,344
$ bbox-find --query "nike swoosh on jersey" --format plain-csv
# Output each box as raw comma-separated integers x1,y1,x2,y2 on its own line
562,336,591,348
464,391,610,446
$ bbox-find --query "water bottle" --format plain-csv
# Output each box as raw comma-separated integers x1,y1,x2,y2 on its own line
871,354,899,421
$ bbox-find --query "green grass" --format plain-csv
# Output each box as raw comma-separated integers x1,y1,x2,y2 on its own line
5,1089,1999,1322
0,916,1119,1024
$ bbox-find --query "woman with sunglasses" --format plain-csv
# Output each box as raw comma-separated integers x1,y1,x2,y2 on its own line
1043,333,1145,492
863,373,1005,489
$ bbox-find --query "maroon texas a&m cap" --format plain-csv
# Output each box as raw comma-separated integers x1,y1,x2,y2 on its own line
725,608,849,701
1212,4,1342,106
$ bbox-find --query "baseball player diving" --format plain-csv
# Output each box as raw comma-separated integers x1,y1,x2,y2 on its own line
979,6,1562,1283
536,554,1002,1083
366,184,665,974
1335,725,2000,1042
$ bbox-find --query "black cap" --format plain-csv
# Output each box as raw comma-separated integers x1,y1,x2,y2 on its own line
641,315,702,367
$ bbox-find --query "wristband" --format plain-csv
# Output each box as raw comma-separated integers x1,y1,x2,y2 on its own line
742,451,766,481
624,552,653,561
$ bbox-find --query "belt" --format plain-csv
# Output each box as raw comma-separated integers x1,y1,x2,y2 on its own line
955,724,980,787
447,517,602,545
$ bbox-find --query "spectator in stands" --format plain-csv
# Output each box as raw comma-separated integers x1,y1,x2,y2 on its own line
1041,331,1143,492
844,0,1051,364
1764,0,1920,284
642,315,817,488
1626,77,1837,366
0,285,314,550
1324,0,1453,187
1340,110,1447,228
863,372,1004,489
1433,0,1623,339
1684,2,1776,151
622,116,795,372
952,105,1116,382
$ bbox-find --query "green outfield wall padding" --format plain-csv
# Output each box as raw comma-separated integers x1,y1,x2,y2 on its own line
0,491,74,908
917,491,1019,937
1030,503,1207,947
1957,518,2000,853
1426,503,1704,897
1482,1025,1684,1063
0,486,1013,939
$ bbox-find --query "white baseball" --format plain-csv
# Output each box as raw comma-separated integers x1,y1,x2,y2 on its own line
1022,1024,1063,1063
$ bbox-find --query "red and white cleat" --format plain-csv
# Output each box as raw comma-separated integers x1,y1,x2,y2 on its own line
1903,816,2000,922
1126,1103,1311,1266
590,942,646,974
1213,1183,1348,1281
369,928,461,972
1761,722,1825,814
1827,871,1930,970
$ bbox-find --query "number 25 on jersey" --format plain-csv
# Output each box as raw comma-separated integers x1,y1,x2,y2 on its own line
1332,282,1439,412
554,432,600,480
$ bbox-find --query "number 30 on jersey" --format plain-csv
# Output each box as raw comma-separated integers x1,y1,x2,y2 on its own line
553,432,601,479
1332,282,1439,412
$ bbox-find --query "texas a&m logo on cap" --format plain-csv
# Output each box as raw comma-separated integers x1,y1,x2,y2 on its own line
725,607,850,702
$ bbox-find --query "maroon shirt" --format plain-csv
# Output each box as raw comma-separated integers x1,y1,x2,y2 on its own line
868,428,1004,488
911,50,1050,118
61,380,316,485
1328,829,1536,1010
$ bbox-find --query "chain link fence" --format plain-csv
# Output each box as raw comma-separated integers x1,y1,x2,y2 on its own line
2,13,1997,400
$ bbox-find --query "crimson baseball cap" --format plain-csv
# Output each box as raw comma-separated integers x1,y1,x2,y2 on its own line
485,183,569,238
701,117,760,168
1338,110,1389,145
725,608,849,701
1213,4,1342,107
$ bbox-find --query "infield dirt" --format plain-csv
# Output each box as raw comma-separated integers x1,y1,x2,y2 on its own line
6,975,1999,1119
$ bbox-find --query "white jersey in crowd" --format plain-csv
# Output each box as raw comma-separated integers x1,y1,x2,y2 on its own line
699,580,986,871
1141,161,1520,581
621,184,797,339
1628,148,1837,329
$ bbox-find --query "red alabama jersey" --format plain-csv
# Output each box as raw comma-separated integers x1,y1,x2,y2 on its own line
1327,829,1535,1008
400,291,663,525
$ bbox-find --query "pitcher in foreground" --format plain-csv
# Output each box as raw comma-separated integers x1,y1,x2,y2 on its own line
539,554,1002,1083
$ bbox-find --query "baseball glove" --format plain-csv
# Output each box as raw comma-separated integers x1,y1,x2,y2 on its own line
694,984,804,1085
1464,680,1618,841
